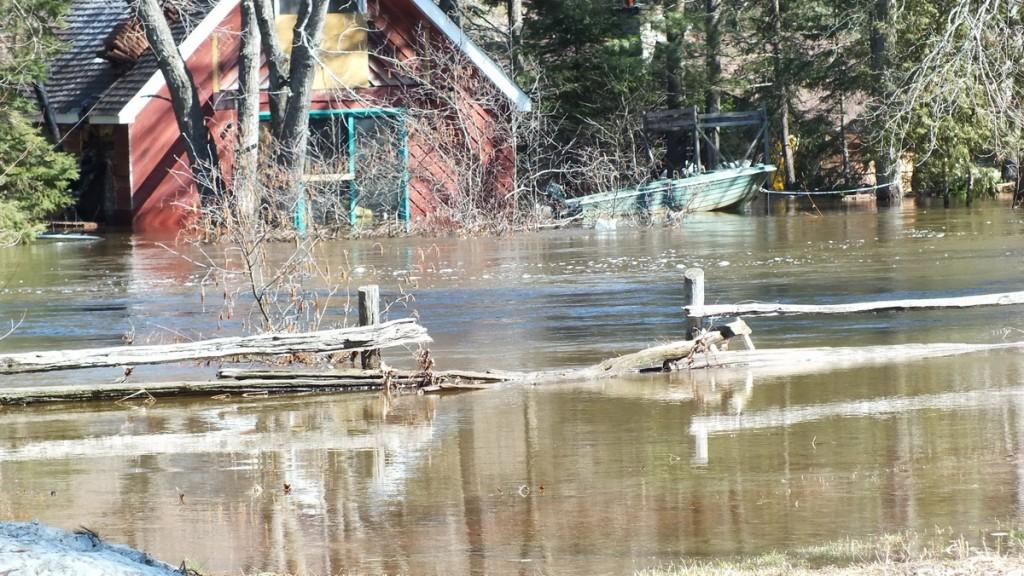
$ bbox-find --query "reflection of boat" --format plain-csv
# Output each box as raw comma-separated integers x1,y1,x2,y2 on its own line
565,164,775,219
561,107,775,221
35,233,103,242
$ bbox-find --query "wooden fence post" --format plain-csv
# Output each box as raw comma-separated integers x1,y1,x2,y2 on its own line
684,268,705,340
358,285,381,369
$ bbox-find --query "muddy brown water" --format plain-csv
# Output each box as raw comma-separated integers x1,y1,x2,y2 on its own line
2,198,1024,575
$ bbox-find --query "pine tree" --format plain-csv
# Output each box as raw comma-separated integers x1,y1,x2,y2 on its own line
0,0,78,244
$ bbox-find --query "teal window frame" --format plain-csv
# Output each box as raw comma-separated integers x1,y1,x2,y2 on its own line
259,107,410,231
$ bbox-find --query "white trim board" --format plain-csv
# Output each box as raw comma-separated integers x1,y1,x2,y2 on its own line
115,0,241,124
407,0,531,112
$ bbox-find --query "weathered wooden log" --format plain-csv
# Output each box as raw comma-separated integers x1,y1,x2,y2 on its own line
213,319,750,386
519,318,751,383
682,341,1024,373
217,367,513,382
0,379,399,405
1,368,513,404
0,319,430,375
688,290,1024,318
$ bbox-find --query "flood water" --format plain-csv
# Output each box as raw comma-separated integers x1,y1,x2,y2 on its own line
2,198,1024,574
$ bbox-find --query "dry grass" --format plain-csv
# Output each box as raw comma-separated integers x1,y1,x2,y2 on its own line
638,531,1024,576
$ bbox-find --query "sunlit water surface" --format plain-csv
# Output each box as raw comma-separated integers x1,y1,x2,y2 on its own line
2,197,1024,575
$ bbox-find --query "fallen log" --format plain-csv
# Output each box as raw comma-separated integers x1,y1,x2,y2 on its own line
1,369,515,405
0,319,430,375
683,341,1024,372
0,378,405,405
517,318,751,383
581,318,750,377
219,320,752,387
217,367,512,383
689,290,1024,318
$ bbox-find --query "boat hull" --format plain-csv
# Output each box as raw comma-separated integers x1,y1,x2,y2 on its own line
566,164,775,221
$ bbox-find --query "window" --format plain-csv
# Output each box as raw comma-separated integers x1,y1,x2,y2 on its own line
261,110,407,230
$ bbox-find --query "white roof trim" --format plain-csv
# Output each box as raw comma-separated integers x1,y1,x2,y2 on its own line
116,0,241,124
408,0,531,112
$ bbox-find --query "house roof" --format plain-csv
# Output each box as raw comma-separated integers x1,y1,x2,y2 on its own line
97,0,229,121
45,0,130,121
44,0,221,123
406,0,531,112
50,0,529,124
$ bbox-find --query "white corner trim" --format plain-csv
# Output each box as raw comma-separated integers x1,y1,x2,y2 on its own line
408,0,531,112
116,0,241,124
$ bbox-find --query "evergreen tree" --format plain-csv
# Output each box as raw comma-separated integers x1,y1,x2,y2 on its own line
0,0,78,244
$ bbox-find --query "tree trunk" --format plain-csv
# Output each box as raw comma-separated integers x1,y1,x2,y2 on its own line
1016,165,1023,208
32,83,62,147
871,0,898,203
276,0,330,184
664,0,686,172
135,0,223,199
771,0,795,186
507,0,523,74
235,0,261,224
704,0,721,169
839,89,850,183
253,0,289,140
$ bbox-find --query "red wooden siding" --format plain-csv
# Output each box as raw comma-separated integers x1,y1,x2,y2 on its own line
125,0,516,231
130,4,241,233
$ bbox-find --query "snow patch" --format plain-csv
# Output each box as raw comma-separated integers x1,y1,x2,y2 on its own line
0,522,180,576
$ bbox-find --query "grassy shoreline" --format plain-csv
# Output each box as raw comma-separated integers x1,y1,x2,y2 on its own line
637,531,1024,575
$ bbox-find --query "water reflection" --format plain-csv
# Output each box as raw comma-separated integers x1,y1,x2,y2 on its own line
1,203,1024,574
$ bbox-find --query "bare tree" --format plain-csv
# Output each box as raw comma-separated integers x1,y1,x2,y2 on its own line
507,0,523,73
878,0,1023,204
235,0,261,224
275,0,330,186
770,0,795,186
134,0,223,198
870,0,898,202
253,0,289,139
704,0,721,168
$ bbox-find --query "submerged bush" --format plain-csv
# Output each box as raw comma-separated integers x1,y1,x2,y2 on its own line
0,111,77,245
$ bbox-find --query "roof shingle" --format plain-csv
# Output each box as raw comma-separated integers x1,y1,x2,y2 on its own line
47,0,217,120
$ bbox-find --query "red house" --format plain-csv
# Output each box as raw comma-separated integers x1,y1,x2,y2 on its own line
44,0,530,232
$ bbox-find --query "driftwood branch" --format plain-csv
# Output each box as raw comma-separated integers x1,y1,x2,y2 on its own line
0,319,430,374
516,318,751,384
690,290,1024,318
578,318,750,378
